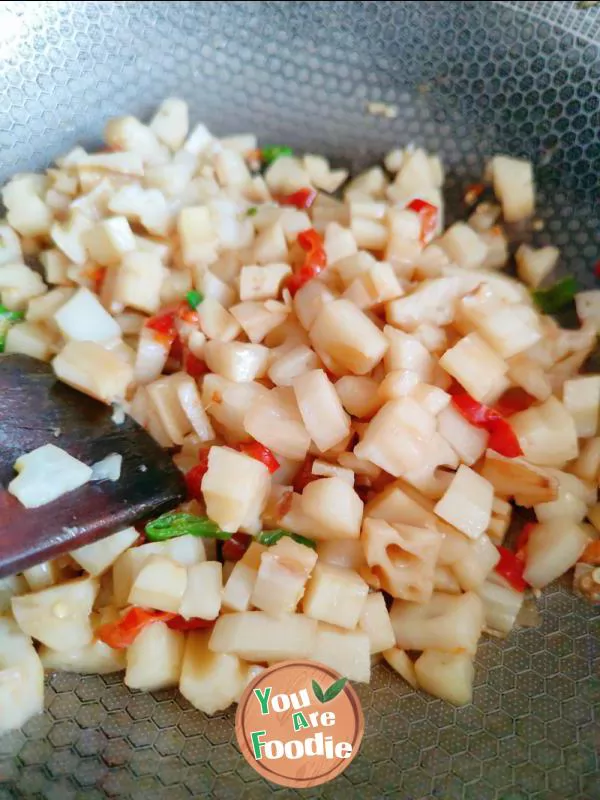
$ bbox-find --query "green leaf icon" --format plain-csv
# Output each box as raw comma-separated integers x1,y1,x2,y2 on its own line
312,679,325,703
312,676,348,703
323,677,348,702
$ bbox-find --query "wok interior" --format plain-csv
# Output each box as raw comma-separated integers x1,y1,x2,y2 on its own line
0,2,598,798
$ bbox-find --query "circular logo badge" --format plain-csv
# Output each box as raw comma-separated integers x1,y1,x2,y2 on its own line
235,660,364,788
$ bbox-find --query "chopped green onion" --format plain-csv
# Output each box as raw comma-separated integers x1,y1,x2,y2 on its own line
246,206,258,217
257,529,317,550
186,290,204,310
0,305,25,323
0,306,25,353
260,146,293,166
532,276,579,314
145,512,231,542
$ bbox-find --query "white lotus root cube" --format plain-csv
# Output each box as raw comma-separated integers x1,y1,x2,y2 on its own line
309,299,388,375
516,244,559,288
11,577,98,652
310,623,371,683
244,386,311,461
335,376,381,418
253,223,288,265
53,287,121,342
0,619,44,734
113,251,164,314
222,543,266,612
323,221,357,264
0,225,21,268
0,264,47,310
209,611,317,661
510,396,579,467
203,375,268,442
128,555,188,613
491,155,535,222
179,562,223,620
434,465,494,540
459,290,542,359
302,562,368,629
268,344,320,386
386,276,464,330
414,650,474,706
204,341,269,383
358,592,396,654
197,297,241,342
125,622,185,692
2,174,52,237
108,184,171,236
83,217,136,266
4,322,56,362
53,341,133,403
8,444,92,509
523,519,590,589
150,97,189,150
382,647,418,689
563,376,600,438
362,518,442,602
201,446,270,533
354,398,436,477
390,591,484,654
239,263,291,301
51,210,94,265
178,206,218,265
179,630,246,715
575,291,600,333
300,477,364,540
70,527,139,576
38,248,71,285
230,301,288,344
439,333,509,404
250,537,317,617
293,369,350,451
439,529,500,592
105,115,166,164
384,325,433,380
439,223,488,269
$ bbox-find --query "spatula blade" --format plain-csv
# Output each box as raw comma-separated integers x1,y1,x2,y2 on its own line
0,354,186,577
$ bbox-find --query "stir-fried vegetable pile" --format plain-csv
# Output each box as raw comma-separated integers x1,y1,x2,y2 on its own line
1,97,599,734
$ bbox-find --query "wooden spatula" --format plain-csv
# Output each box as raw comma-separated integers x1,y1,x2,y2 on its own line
0,354,186,578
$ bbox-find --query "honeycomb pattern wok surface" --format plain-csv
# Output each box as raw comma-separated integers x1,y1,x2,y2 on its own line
0,2,598,798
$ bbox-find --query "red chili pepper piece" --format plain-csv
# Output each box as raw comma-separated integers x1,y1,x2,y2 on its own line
451,392,523,458
494,546,528,592
146,310,178,349
515,522,536,560
146,310,177,337
486,420,523,459
293,455,317,493
184,448,212,500
177,303,199,325
96,608,176,649
169,335,184,363
494,388,536,417
222,532,253,562
407,198,438,244
185,351,208,378
579,539,600,565
166,616,215,632
287,228,327,296
238,442,280,474
276,187,317,210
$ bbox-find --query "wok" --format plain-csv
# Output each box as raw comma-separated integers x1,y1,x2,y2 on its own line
0,2,598,798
